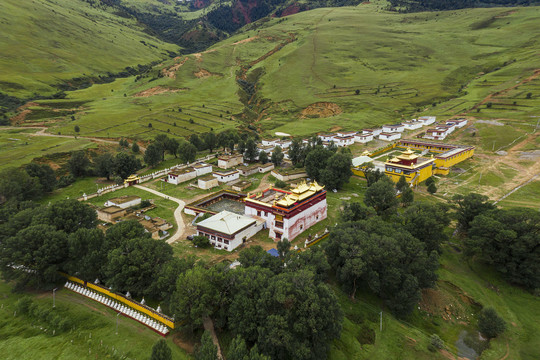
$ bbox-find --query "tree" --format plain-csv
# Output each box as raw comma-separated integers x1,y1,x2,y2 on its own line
148,256,196,304
150,339,172,360
94,153,115,180
245,139,258,162
0,224,68,288
452,193,496,232
325,218,438,316
171,266,223,331
74,125,80,133
154,134,170,160
364,177,399,216
144,143,162,167
227,335,248,360
305,148,333,182
467,208,540,289
256,270,343,360
364,167,385,187
270,146,284,167
25,163,56,193
204,132,218,153
132,142,140,154
104,236,173,297
288,139,304,167
44,200,97,233
114,152,141,180
277,238,291,260
425,176,435,187
402,203,450,254
238,246,281,274
427,182,437,194
401,187,414,207
0,168,41,201
217,131,229,150
237,140,246,155
341,201,375,222
195,331,218,360
165,138,179,158
526,92,532,99
68,151,90,177
179,142,198,164
396,175,409,192
258,150,268,164
193,235,211,248
320,152,352,190
429,334,444,351
478,307,506,339
190,134,204,151
65,228,106,282
286,246,330,282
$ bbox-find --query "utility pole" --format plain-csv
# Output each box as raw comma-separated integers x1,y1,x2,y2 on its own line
116,312,120,335
52,288,58,308
380,311,383,332
492,140,495,151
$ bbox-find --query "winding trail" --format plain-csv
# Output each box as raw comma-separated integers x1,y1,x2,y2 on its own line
134,184,185,244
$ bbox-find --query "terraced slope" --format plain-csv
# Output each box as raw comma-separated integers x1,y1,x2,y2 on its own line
0,0,179,99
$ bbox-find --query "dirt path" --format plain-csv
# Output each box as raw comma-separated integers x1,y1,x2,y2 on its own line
310,9,335,87
203,317,223,359
133,185,186,244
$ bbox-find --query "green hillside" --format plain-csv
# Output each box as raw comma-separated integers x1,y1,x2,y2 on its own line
29,3,540,139
0,0,179,99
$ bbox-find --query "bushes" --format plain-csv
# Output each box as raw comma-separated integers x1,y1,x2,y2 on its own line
193,235,210,248
15,297,72,333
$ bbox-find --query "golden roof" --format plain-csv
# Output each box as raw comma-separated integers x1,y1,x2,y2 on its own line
275,180,324,207
124,174,140,183
397,148,419,160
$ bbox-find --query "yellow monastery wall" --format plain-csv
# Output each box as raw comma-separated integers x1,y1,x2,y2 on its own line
435,148,475,168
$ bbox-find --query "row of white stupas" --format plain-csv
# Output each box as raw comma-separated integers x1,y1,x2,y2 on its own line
64,281,169,335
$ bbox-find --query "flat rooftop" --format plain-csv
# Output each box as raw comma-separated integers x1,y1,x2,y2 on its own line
108,195,141,204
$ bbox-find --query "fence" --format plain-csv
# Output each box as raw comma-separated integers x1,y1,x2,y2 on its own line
78,154,215,201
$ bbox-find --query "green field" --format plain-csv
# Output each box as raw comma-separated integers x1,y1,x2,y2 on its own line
0,282,190,360
0,128,96,170
0,0,178,98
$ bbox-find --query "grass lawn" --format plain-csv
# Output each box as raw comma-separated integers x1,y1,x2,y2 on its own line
0,281,190,360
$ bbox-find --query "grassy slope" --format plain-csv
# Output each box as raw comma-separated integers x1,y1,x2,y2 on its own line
0,0,178,98
0,282,190,360
34,4,540,141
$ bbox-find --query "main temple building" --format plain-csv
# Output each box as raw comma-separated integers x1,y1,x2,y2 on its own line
244,181,327,241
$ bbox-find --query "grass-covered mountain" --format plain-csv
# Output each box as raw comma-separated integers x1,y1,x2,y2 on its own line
387,0,540,12
30,3,539,140
0,0,179,105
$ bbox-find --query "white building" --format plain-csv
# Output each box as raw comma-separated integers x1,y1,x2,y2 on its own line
213,169,240,183
354,133,374,143
167,167,197,185
363,128,382,136
104,195,141,209
418,116,436,126
275,139,292,149
198,175,219,190
402,120,423,130
196,211,265,251
379,132,401,141
218,154,243,169
424,128,448,140
318,133,336,142
261,139,279,147
382,124,405,133
192,162,213,176
446,118,468,128
334,136,355,147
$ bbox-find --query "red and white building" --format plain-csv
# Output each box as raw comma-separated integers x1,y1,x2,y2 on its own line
244,181,327,241
382,124,406,133
418,116,436,126
354,133,374,143
424,128,449,140
446,118,468,128
402,119,423,130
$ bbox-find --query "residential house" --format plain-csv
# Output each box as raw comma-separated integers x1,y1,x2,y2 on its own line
213,169,240,183
218,154,243,169
379,132,401,141
104,195,141,209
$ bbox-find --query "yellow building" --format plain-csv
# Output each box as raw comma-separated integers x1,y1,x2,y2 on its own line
384,148,435,185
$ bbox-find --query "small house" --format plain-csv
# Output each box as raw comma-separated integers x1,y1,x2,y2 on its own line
218,154,243,169
379,132,401,141
354,133,374,143
104,195,141,209
382,124,405,133
446,118,468,129
97,206,126,223
262,139,279,147
364,128,382,136
238,164,259,177
192,162,213,176
213,169,240,183
198,174,219,190
167,167,197,185
402,120,423,130
418,116,436,126
259,163,275,173
318,133,336,142
424,128,448,140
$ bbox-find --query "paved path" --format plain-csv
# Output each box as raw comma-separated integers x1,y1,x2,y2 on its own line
134,185,185,244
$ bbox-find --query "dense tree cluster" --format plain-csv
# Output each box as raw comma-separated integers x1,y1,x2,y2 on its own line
466,207,540,289
325,214,440,317
171,244,343,360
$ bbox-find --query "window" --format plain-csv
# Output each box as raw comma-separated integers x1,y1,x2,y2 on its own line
217,237,222,242
300,224,303,230
211,235,215,240
224,240,229,245
257,210,261,216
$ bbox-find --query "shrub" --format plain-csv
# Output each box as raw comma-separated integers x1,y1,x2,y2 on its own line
427,182,437,194
478,307,506,338
275,180,287,189
193,235,210,248
430,334,444,350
